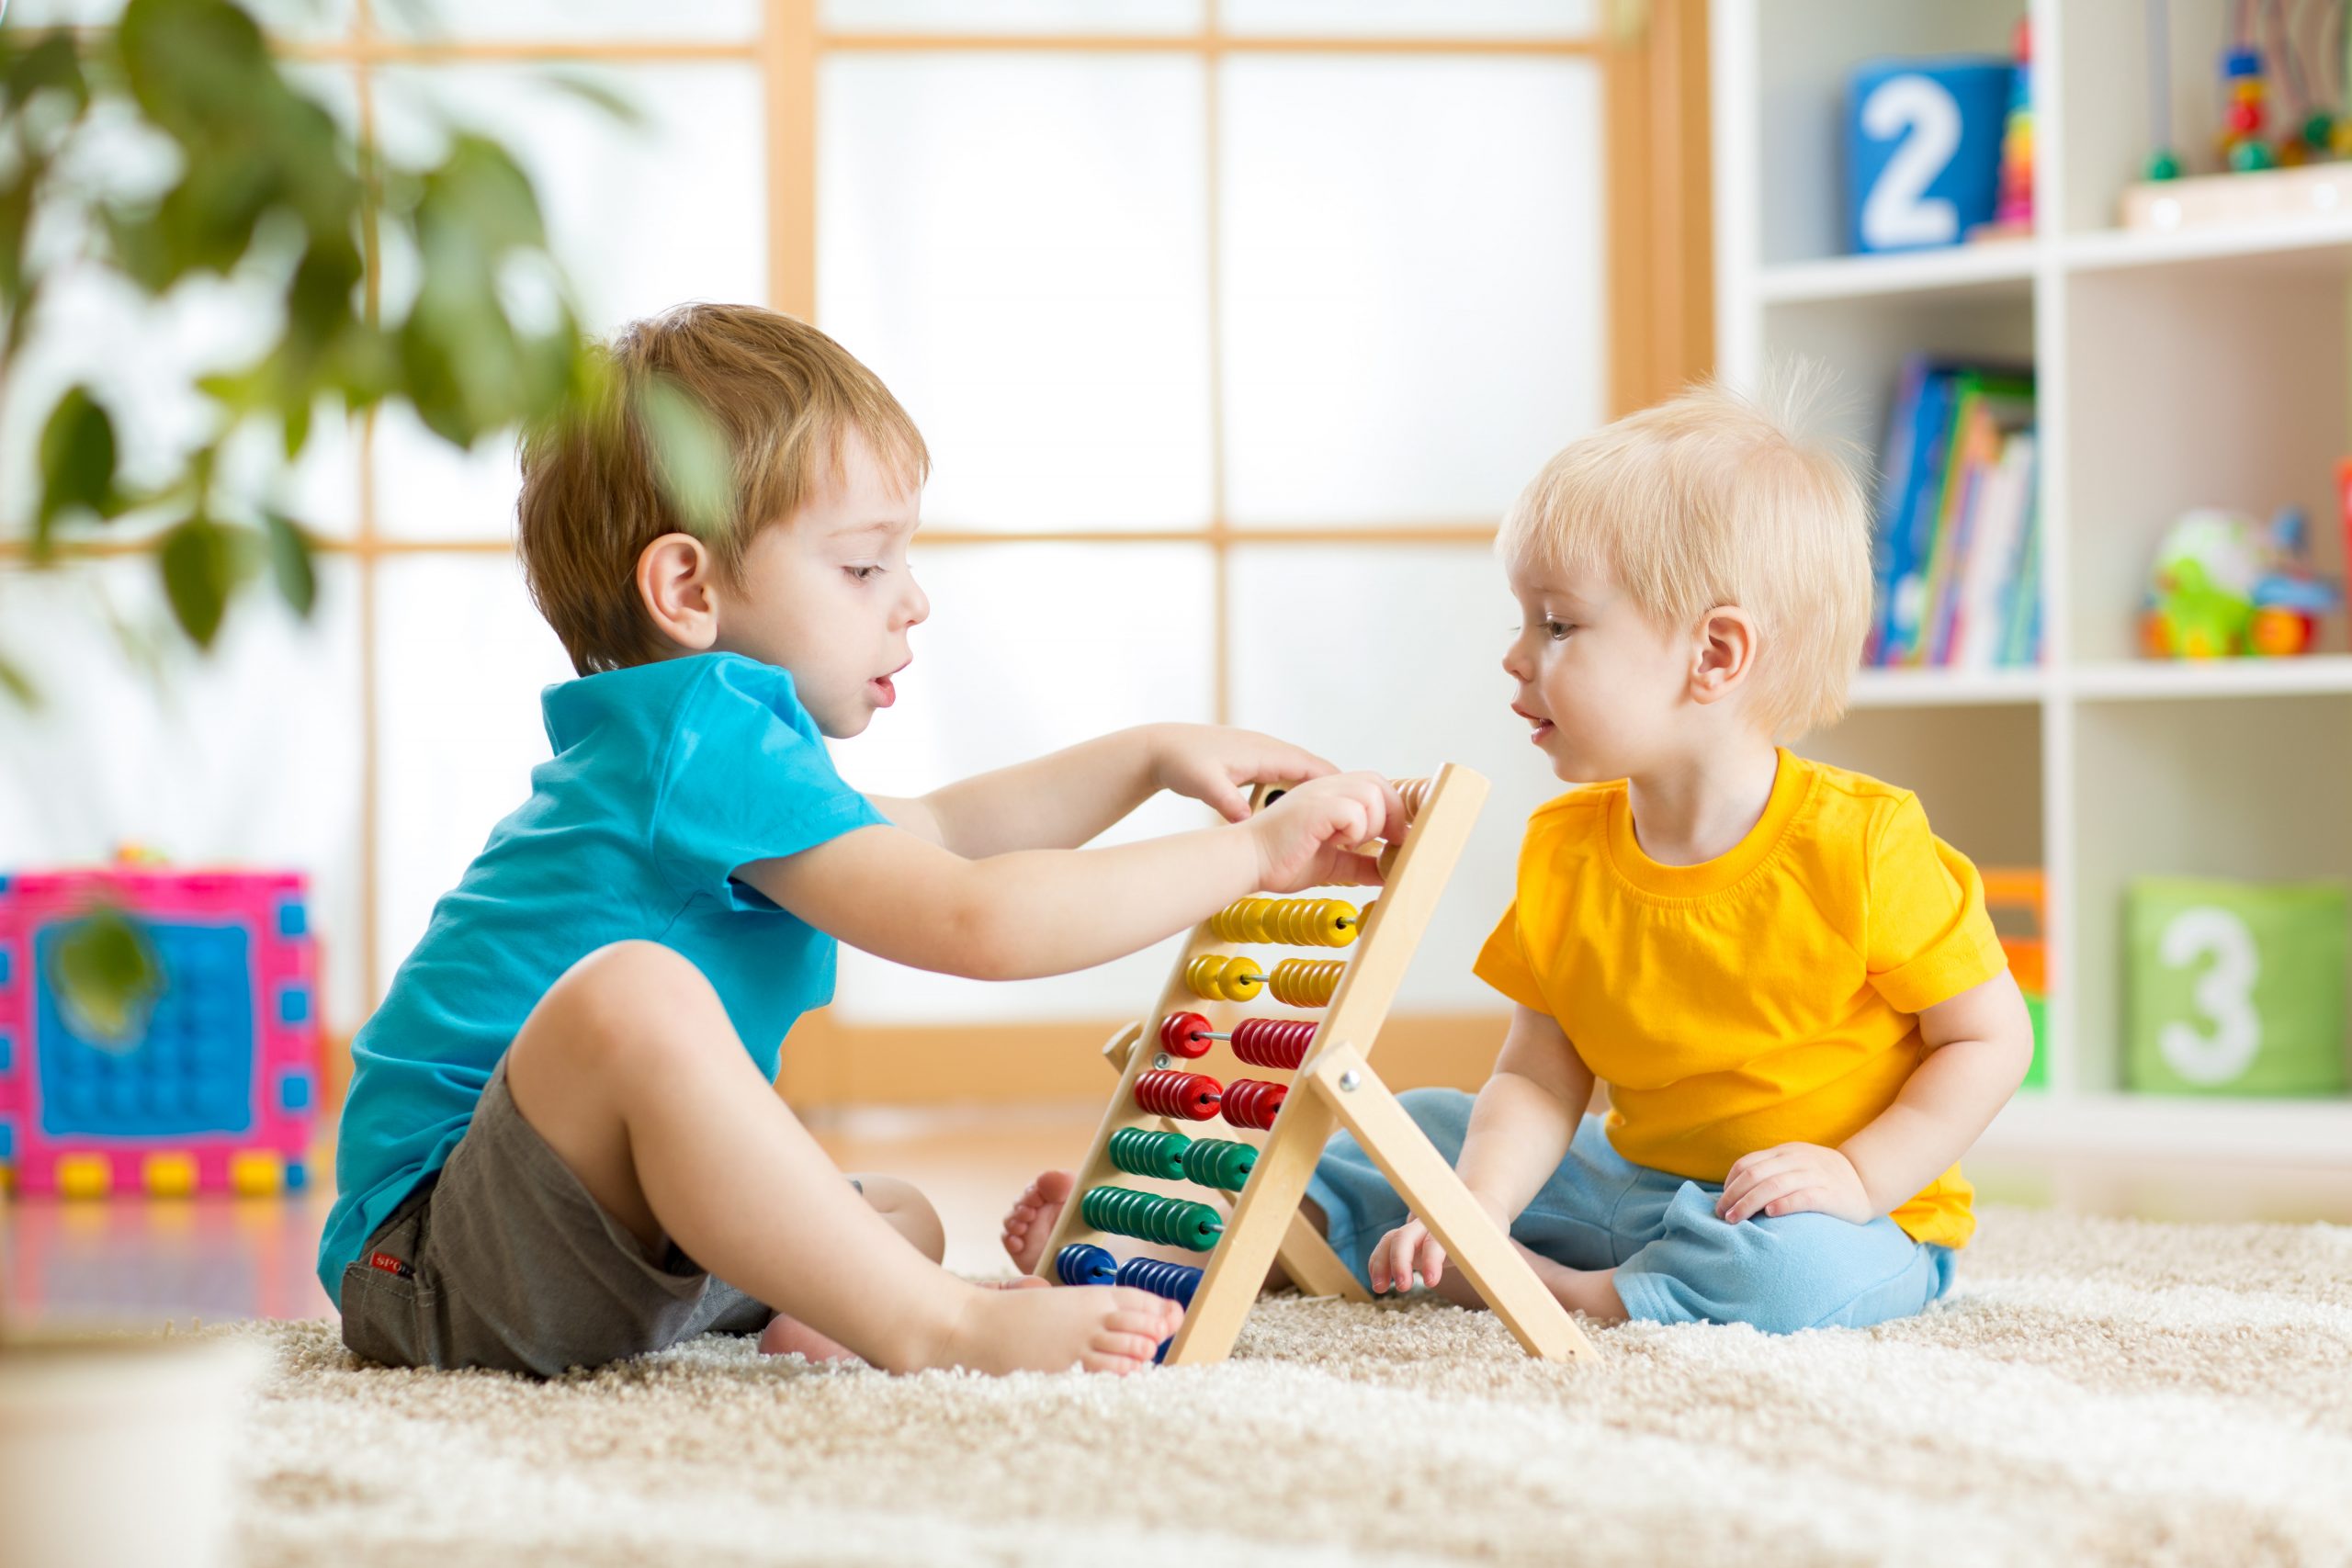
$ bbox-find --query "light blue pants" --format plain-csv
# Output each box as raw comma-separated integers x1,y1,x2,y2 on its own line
1304,1089,1957,1334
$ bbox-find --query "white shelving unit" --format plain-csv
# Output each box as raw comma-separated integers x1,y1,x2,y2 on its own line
1715,0,2352,1165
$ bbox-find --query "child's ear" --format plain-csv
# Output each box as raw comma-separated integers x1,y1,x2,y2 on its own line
1689,604,1758,705
636,533,721,652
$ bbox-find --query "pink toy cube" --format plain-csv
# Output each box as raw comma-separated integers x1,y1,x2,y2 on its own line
0,867,322,1198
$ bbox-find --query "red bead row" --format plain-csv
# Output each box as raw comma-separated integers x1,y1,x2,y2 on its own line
1220,1077,1288,1131
1230,1017,1317,1070
1135,1068,1223,1121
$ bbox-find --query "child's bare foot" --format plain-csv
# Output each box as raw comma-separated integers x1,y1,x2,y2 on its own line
758,1313,859,1362
1001,1168,1075,1274
759,1278,1053,1365
919,1282,1182,1375
1521,1252,1631,1326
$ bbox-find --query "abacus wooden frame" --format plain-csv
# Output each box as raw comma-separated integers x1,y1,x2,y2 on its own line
1032,762,1598,1366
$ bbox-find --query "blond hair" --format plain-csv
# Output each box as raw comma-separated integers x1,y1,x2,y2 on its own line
517,302,930,674
1498,373,1872,740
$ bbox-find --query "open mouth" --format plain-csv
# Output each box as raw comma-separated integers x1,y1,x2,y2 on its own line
1511,704,1555,742
870,659,910,707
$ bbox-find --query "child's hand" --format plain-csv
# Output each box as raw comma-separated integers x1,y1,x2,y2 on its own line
1149,725,1336,823
1245,772,1403,892
1368,1191,1510,1292
1368,1215,1446,1293
1715,1143,1873,1225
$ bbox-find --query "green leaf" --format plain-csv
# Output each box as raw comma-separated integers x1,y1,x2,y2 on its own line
422,135,546,256
633,376,735,539
2,31,92,118
538,71,647,129
47,908,164,1051
34,387,119,550
158,514,239,649
0,649,39,711
263,511,317,618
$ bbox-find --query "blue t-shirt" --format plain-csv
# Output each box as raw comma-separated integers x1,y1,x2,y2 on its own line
317,652,885,1306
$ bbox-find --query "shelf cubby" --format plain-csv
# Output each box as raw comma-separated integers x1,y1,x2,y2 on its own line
1716,0,2352,1163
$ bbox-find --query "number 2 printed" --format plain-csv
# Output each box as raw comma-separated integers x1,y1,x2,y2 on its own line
1860,74,1962,250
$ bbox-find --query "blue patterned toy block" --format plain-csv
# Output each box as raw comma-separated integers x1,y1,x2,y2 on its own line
32,920,255,1139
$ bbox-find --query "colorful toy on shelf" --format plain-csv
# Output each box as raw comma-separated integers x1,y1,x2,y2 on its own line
1983,869,2050,1090
1845,55,2012,254
2222,45,2277,170
1037,768,1596,1367
2127,1,2352,223
2127,878,2347,1097
2138,507,2342,659
0,862,322,1198
1980,17,2035,237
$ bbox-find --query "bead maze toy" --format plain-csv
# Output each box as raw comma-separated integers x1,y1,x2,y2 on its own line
1035,764,1596,1367
2124,0,2352,228
0,865,322,1198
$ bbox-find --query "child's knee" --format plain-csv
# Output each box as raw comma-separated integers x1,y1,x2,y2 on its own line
524,941,732,1077
853,1174,944,1262
1616,1185,1939,1335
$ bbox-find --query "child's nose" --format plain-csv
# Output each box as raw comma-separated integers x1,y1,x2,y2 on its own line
899,574,931,629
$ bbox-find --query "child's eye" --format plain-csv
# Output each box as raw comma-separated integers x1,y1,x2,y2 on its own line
1544,619,1574,641
846,564,884,582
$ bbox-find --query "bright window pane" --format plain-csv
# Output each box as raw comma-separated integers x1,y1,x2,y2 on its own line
368,63,767,540
0,559,368,1032
1220,57,1603,525
831,544,1216,1023
820,55,1213,530
380,0,758,39
372,556,578,1000
822,0,1201,31
1230,545,1545,1010
1224,0,1594,36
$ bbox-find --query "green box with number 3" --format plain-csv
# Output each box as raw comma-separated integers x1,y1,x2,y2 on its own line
2126,879,2349,1097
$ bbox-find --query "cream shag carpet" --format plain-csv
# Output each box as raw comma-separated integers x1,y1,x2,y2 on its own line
223,1207,2352,1568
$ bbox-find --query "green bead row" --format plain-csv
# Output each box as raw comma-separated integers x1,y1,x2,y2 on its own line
1181,1137,1258,1192
1109,1127,1189,1182
1080,1185,1224,1251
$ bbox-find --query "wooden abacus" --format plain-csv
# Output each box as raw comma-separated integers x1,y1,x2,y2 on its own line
1034,763,1599,1366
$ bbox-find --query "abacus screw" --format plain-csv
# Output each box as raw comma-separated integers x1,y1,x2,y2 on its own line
1337,1069,1361,1092
1154,1053,1171,1069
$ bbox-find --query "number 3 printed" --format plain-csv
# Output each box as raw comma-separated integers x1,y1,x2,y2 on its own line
2157,907,2262,1085
1860,74,1962,250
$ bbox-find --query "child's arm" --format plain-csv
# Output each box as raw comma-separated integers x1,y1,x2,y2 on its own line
741,771,1399,980
1366,1004,1595,1292
866,725,1334,856
1716,969,2035,1225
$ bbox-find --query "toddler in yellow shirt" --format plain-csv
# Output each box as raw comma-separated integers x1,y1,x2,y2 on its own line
1302,379,2037,1334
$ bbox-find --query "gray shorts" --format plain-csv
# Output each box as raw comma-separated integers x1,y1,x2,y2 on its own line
338,1057,775,1377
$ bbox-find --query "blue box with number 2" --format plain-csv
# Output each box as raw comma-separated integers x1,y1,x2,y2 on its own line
1846,57,2012,254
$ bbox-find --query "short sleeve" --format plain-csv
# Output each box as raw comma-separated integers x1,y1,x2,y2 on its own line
1474,898,1552,1013
650,660,887,909
1865,793,2007,1014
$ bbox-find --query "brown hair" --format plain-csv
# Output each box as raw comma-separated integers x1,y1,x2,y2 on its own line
516,302,930,674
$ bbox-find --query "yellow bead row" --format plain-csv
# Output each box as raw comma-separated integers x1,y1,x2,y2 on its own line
1184,953,1266,1002
1267,957,1346,1008
1208,897,1360,949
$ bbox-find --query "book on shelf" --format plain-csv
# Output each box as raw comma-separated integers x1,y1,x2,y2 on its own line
1867,356,2041,671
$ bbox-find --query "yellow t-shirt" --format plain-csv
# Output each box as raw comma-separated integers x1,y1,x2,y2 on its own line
1472,750,2007,1250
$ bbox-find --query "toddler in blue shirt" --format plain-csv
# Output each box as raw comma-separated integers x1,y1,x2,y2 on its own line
323,303,1399,1378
